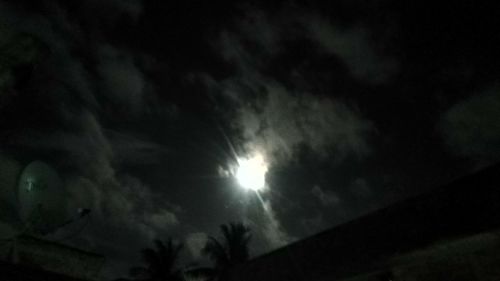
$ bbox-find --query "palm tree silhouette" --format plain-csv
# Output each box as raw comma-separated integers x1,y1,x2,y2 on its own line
128,238,185,281
187,222,251,281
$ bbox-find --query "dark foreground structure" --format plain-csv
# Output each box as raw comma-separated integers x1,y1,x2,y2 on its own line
0,235,104,281
228,164,500,281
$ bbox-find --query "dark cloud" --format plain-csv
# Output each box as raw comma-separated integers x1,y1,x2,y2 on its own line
190,3,407,255
350,178,371,198
2,1,498,279
439,86,500,168
300,212,327,235
8,108,181,277
0,153,22,224
0,1,180,278
213,5,398,84
205,6,376,163
198,5,380,251
96,45,147,114
303,14,398,83
312,185,340,207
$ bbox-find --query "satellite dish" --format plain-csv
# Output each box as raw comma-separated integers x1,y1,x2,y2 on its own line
17,161,66,235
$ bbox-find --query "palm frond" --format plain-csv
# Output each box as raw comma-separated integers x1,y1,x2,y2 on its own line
129,238,184,281
224,223,251,264
199,221,252,276
203,236,229,268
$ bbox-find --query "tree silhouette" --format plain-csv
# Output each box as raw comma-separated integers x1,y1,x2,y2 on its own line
187,222,251,281
128,238,185,281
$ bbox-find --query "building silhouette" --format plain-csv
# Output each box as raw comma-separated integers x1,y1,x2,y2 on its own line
228,163,500,281
0,153,103,281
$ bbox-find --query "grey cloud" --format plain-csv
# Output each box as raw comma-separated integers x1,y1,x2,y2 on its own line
185,232,208,260
79,0,143,30
0,2,167,172
439,86,500,167
214,6,397,84
96,44,148,114
13,112,181,248
8,111,114,181
0,1,185,279
1,1,151,114
1,34,173,275
311,185,340,207
64,173,180,279
111,0,143,21
199,6,378,254
0,2,98,108
215,7,285,74
217,31,260,76
351,178,371,198
300,212,327,235
146,210,179,229
109,131,170,165
304,14,398,83
0,24,42,102
234,8,284,57
260,200,295,249
208,8,375,164
233,194,294,253
235,82,373,163
67,174,179,236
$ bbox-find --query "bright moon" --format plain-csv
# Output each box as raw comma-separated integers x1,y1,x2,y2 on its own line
235,153,268,191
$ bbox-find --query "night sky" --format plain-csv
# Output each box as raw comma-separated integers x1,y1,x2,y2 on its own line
1,0,500,278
